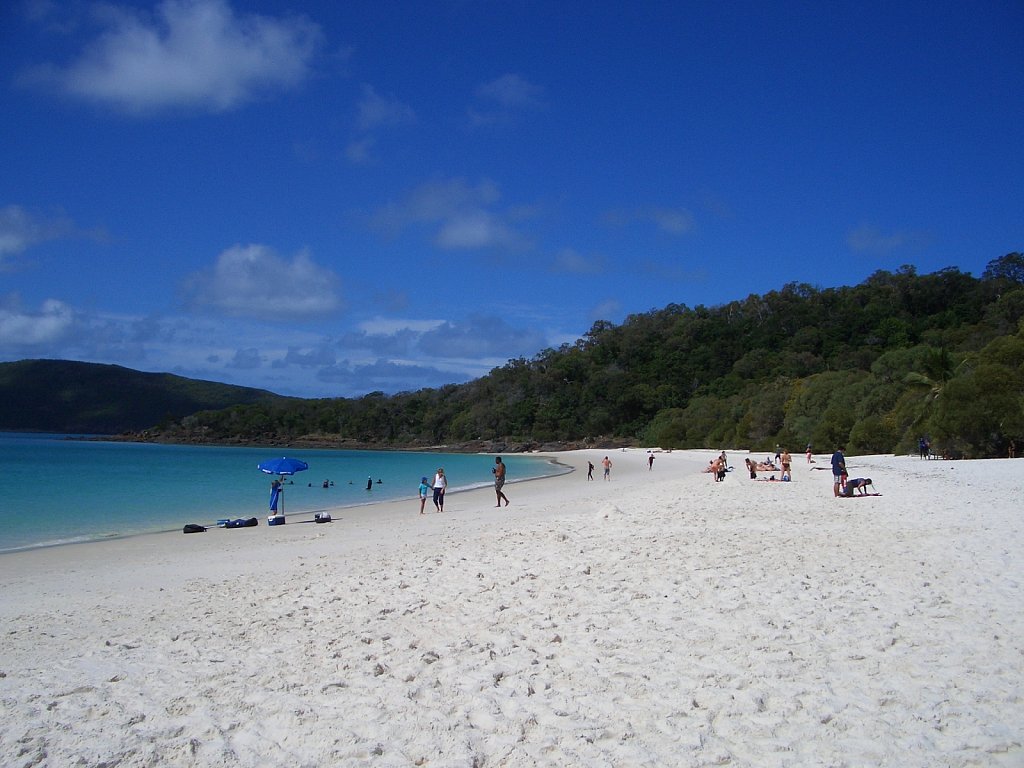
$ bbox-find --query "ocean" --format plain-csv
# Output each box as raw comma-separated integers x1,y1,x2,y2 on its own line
0,433,568,553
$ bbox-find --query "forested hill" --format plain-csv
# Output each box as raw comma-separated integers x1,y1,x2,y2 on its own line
0,360,287,434
147,254,1024,459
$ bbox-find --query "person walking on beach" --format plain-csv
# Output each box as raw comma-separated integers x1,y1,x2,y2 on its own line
602,455,612,480
831,447,846,497
587,461,594,480
648,453,655,470
493,456,510,507
418,476,430,514
432,468,447,512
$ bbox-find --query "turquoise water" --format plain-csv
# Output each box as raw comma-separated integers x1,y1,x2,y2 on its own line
0,433,567,553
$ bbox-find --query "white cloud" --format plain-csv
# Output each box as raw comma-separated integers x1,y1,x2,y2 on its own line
371,178,531,251
358,317,445,335
23,0,322,114
0,297,75,345
0,205,73,261
435,211,520,250
182,244,341,319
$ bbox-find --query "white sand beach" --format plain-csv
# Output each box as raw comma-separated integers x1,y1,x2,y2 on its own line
1,449,1021,767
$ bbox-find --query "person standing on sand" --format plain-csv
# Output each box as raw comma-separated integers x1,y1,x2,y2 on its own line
602,456,612,480
432,468,447,512
648,453,655,470
781,448,792,481
493,456,510,507
831,447,846,497
587,461,594,480
270,477,283,513
418,476,430,514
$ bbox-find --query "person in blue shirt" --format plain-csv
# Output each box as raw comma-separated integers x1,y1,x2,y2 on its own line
831,447,846,497
418,476,430,514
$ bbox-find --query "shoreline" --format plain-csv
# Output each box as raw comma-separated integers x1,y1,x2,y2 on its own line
0,442,572,556
2,449,1021,765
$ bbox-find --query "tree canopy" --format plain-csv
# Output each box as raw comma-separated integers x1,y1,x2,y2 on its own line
152,254,1024,458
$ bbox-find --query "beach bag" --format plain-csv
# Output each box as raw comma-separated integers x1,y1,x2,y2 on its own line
183,523,207,534
314,513,332,523
225,517,259,528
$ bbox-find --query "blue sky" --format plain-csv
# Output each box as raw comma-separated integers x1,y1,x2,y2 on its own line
1,0,1021,398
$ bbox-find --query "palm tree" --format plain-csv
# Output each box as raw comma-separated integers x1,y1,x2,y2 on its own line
904,347,957,404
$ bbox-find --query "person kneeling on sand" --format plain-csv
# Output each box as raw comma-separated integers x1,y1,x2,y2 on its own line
840,477,875,496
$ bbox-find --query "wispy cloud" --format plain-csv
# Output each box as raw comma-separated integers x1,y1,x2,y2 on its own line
370,178,533,251
181,244,341,319
358,317,446,335
20,0,322,114
356,83,415,131
0,205,102,272
344,84,416,164
469,73,544,126
418,315,547,359
345,136,376,165
550,248,606,275
0,205,75,263
846,224,929,254
604,206,695,235
589,299,621,323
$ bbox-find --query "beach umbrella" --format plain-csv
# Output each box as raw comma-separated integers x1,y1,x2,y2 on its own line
257,456,309,476
258,457,309,516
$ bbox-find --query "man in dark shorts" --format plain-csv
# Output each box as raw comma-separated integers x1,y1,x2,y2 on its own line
831,447,846,497
493,456,510,507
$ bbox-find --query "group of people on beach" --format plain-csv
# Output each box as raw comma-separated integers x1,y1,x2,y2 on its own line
830,446,875,496
711,444,876,496
586,456,614,481
417,456,511,514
